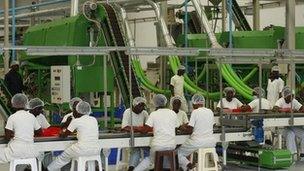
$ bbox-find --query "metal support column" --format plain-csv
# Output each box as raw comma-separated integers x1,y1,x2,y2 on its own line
221,0,226,32
253,0,260,30
286,0,296,88
4,0,10,73
12,0,16,60
159,1,168,89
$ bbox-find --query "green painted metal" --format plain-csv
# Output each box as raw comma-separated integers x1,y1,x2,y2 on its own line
259,149,292,169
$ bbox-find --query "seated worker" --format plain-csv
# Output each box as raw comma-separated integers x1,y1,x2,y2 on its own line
134,94,179,171
273,87,304,158
177,94,216,170
121,97,149,171
0,93,42,163
61,97,82,129
28,98,50,129
243,87,272,113
47,101,101,170
170,96,188,126
216,87,243,112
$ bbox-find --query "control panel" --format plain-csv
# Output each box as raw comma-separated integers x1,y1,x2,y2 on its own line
51,66,71,104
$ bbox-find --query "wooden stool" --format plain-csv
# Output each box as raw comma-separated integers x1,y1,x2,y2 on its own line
197,148,218,171
154,150,178,171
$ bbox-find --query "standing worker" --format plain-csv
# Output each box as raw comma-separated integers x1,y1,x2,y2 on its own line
47,101,101,170
121,97,149,170
0,93,42,163
170,65,188,112
267,65,285,106
177,94,216,170
134,94,179,171
4,61,26,96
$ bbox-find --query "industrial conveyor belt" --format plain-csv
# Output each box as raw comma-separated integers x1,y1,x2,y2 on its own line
101,4,141,107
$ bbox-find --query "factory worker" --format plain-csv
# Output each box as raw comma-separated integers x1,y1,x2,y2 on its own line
121,97,149,170
134,94,179,171
177,94,216,170
243,87,272,113
4,61,26,96
216,87,243,111
28,98,50,129
47,101,100,171
273,87,304,157
61,97,82,129
170,96,188,126
0,93,42,163
170,65,188,112
267,65,285,106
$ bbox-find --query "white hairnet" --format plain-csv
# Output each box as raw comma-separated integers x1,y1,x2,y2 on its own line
153,94,167,108
191,94,205,105
76,101,92,115
282,87,293,98
132,97,146,107
271,65,280,72
178,65,186,70
170,96,183,107
10,60,19,67
69,97,82,110
27,98,44,110
11,93,28,109
224,87,235,96
253,87,265,98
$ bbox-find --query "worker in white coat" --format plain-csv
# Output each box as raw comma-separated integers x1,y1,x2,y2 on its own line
170,96,188,126
267,65,285,106
273,87,304,158
121,97,149,171
216,87,243,111
177,94,216,170
47,101,101,170
134,94,179,171
28,98,50,129
243,87,272,113
0,93,42,163
170,65,188,112
61,97,82,129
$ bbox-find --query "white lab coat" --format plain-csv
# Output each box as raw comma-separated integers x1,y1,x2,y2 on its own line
267,78,284,106
170,75,188,112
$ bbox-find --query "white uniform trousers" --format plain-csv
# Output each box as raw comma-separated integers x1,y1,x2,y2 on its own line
284,127,304,154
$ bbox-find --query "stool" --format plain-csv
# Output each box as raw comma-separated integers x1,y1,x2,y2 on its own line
10,158,39,171
115,148,129,171
154,150,178,171
197,148,218,171
70,155,102,171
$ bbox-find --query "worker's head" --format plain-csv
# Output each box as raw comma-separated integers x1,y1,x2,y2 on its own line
153,94,167,109
252,87,265,98
10,61,19,71
282,87,294,103
170,96,182,112
11,93,28,110
27,98,44,117
191,93,205,109
75,101,92,117
132,97,146,114
271,65,280,79
69,97,82,112
177,65,186,76
224,87,235,101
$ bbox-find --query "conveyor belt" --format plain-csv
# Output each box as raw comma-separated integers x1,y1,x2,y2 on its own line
101,4,141,107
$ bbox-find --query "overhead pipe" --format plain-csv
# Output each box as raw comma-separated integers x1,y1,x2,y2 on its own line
190,0,221,48
3,0,10,73
71,0,79,16
0,0,69,15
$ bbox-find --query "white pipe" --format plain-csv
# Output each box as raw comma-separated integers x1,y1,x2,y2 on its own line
145,0,174,48
191,0,221,48
4,0,10,73
70,0,79,16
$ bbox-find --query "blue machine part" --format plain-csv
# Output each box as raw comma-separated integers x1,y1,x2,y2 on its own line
252,118,264,144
